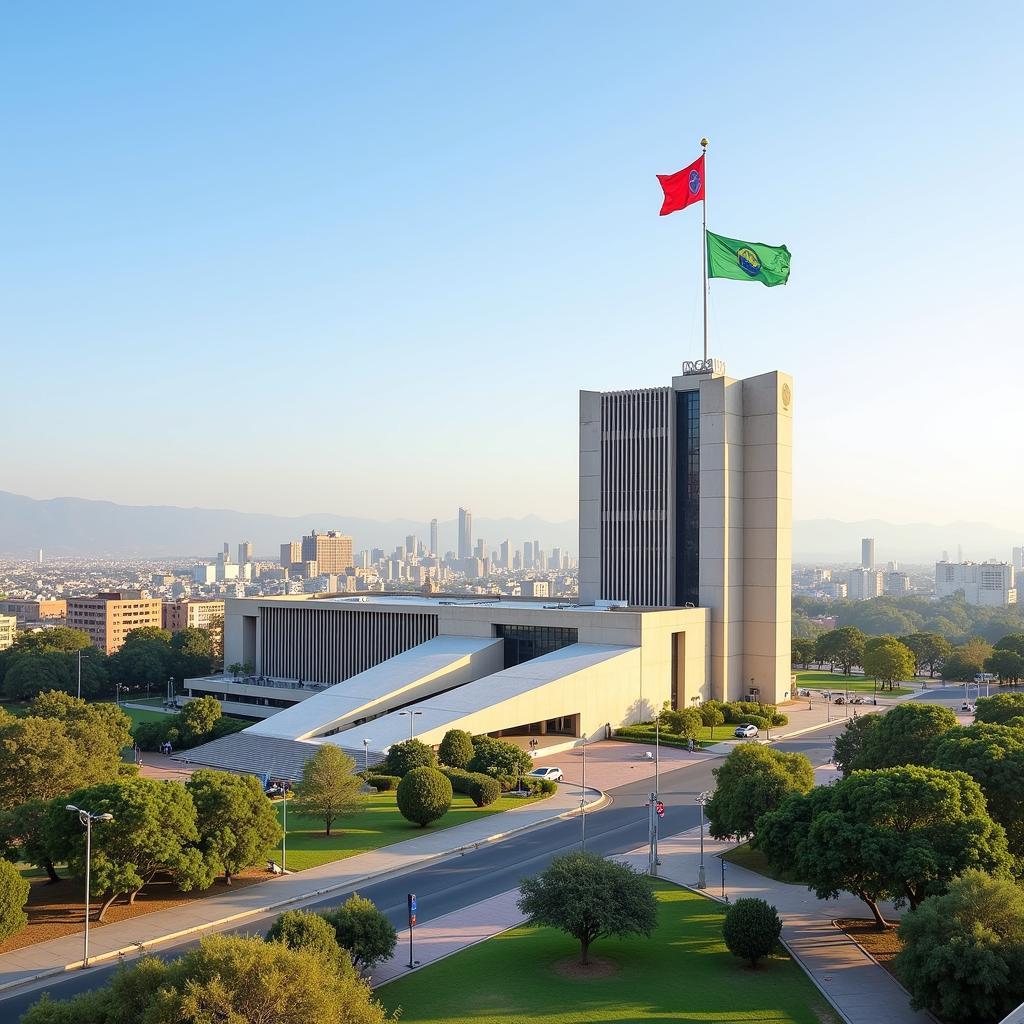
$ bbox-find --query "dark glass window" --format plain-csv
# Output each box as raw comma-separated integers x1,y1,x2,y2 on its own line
495,624,578,668
675,390,700,606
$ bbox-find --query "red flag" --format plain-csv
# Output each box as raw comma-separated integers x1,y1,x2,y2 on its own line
657,154,705,216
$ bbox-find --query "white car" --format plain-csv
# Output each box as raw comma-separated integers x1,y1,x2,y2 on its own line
960,702,975,713
527,766,563,783
734,724,759,738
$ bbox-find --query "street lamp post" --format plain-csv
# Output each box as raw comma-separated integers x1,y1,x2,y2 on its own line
399,710,423,742
362,738,370,773
77,649,82,699
66,805,113,968
697,791,711,889
281,784,287,872
580,736,588,851
653,718,660,867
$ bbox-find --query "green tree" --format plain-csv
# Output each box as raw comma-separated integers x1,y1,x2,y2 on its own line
699,703,726,738
31,690,132,761
143,935,390,1024
186,769,282,884
518,851,657,965
396,767,453,827
852,702,958,770
995,633,1024,657
862,637,916,690
832,714,881,776
0,799,64,883
902,632,953,678
47,778,207,919
324,893,398,972
814,626,865,675
169,627,214,681
8,627,92,655
0,857,30,943
895,870,1024,1024
791,638,816,669
2,652,70,700
722,898,782,968
123,626,172,645
381,738,436,777
178,695,222,743
756,766,1013,925
705,744,814,839
437,729,474,770
985,649,1024,683
942,637,995,681
109,637,171,688
467,735,532,776
933,723,1024,859
266,910,341,961
293,746,365,837
974,692,1024,725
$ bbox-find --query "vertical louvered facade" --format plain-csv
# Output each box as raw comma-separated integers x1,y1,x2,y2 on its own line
260,604,438,684
598,388,675,607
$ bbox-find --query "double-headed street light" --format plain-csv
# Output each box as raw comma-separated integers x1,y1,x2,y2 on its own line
66,805,113,968
398,710,423,742
696,790,712,889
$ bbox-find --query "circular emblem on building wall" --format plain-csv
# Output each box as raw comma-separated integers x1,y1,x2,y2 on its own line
781,382,792,409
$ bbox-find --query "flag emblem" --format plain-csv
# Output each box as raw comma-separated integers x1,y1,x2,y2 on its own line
688,169,701,195
737,247,761,277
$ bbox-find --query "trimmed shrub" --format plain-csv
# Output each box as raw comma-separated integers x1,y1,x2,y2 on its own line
467,736,532,777
738,714,769,731
0,858,29,943
265,910,340,961
723,898,782,967
770,712,788,727
381,739,436,777
324,893,398,972
396,767,453,826
364,774,401,792
439,767,501,807
437,729,474,770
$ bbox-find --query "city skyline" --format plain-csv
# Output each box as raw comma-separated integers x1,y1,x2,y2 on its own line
3,5,1022,528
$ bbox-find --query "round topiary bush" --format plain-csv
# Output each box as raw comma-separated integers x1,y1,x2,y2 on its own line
396,767,453,827
0,859,31,943
722,897,782,967
471,775,501,807
438,729,474,770
770,712,788,727
265,909,340,960
382,739,436,777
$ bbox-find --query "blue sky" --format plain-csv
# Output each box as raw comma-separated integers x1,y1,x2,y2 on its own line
2,3,1021,531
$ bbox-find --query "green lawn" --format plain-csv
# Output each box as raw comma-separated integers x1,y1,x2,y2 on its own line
377,881,837,1024
794,670,913,697
722,843,805,885
276,790,546,871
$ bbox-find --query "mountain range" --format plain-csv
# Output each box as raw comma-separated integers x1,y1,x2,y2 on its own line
0,490,1019,564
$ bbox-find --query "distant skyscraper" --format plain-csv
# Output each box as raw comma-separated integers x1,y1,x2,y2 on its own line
474,539,488,560
223,542,231,560
280,541,301,568
405,534,417,558
1014,547,1024,572
533,539,541,569
458,507,473,560
430,519,438,556
301,530,354,573
550,547,563,570
238,541,253,565
861,538,875,570
499,539,511,569
523,541,534,569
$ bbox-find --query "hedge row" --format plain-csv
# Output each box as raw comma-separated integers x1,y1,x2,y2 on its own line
363,774,401,792
612,728,708,749
438,767,501,807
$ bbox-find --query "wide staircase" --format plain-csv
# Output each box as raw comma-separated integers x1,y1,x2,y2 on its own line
173,733,386,780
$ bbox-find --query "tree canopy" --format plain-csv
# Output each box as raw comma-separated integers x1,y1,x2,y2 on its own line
974,693,1024,725
294,745,365,836
705,744,814,839
848,702,958,770
517,851,657,964
861,637,916,689
814,627,865,675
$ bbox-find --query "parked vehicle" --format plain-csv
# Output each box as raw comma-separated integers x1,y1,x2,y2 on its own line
833,696,846,705
960,702,975,713
527,766,563,782
734,724,759,738
797,688,812,697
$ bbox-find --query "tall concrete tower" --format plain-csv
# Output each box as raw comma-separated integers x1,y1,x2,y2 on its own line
861,538,875,570
458,508,473,560
579,360,793,704
430,519,438,557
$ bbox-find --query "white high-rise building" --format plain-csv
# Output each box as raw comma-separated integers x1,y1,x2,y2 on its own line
936,561,1016,606
861,538,875,569
579,360,792,704
1013,547,1024,572
848,568,884,600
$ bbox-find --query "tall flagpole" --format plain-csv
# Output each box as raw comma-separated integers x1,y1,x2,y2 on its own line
701,136,709,362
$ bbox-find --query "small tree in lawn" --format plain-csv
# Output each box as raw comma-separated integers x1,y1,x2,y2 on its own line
294,746,365,837
186,769,282,884
700,704,726,739
178,695,222,744
396,767,452,827
437,729,474,770
517,851,657,965
324,893,398,972
723,898,782,967
0,857,30,943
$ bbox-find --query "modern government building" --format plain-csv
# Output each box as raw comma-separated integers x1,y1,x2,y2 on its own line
180,360,793,777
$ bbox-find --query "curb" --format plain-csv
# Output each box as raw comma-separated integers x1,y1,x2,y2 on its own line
0,788,607,997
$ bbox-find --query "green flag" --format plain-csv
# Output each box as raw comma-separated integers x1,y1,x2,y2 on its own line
706,230,791,287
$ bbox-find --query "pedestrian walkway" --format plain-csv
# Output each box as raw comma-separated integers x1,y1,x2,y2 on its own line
0,784,601,992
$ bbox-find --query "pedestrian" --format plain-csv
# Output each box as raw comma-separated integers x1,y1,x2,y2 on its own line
687,738,694,753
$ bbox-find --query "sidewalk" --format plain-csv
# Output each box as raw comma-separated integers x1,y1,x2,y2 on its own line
0,784,602,992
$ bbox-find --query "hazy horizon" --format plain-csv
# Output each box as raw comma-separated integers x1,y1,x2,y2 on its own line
3,4,1021,526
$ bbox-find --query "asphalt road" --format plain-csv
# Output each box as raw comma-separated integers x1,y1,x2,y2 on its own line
3,723,846,1020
